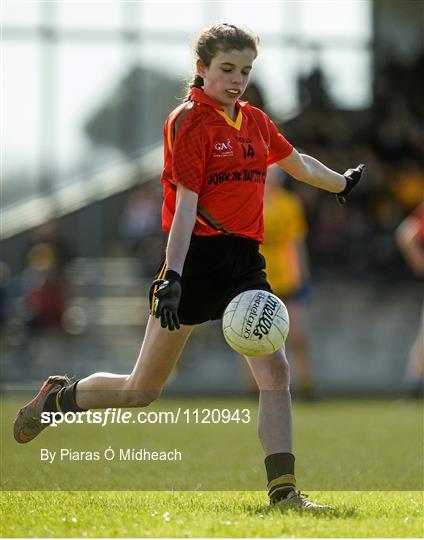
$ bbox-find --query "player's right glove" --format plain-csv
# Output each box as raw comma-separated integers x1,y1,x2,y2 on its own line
149,270,182,331
336,163,365,205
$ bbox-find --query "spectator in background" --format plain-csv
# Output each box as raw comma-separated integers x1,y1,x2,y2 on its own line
367,191,404,283
395,202,424,398
391,160,424,212
21,222,73,333
297,66,332,112
4,222,75,372
260,165,316,400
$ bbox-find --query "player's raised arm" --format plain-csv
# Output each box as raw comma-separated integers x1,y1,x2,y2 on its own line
150,183,198,331
277,148,364,204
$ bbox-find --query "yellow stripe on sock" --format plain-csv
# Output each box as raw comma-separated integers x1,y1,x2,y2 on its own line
267,474,296,491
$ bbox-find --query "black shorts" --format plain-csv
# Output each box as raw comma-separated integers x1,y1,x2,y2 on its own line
151,235,272,325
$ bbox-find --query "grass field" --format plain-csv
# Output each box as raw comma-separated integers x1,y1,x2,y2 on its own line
1,490,423,538
1,396,423,537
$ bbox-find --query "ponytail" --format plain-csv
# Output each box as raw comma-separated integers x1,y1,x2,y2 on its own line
184,74,204,102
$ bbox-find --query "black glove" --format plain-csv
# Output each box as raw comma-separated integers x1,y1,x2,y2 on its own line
149,270,182,331
336,164,365,205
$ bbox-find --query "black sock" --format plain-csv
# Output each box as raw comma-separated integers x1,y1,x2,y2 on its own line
265,452,296,502
43,391,60,414
43,381,87,413
60,381,87,412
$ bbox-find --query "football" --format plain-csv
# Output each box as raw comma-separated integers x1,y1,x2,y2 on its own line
222,290,289,356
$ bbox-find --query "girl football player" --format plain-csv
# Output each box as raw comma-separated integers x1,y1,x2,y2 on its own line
14,23,364,509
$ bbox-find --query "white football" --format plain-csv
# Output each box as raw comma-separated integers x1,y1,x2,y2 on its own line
222,290,289,356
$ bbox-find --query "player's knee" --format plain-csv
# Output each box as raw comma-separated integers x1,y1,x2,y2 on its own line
134,390,161,408
122,385,162,407
255,351,290,390
269,355,290,389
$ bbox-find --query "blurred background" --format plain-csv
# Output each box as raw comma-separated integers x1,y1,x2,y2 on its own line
1,0,423,398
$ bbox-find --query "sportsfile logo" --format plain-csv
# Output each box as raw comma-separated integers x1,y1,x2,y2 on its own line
213,138,233,157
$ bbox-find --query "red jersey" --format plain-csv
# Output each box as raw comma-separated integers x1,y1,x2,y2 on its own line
160,87,293,243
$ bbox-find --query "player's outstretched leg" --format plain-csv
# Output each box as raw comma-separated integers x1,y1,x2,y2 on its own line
245,348,332,510
13,316,194,443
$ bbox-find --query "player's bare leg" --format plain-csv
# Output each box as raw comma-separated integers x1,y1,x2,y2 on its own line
245,348,331,509
244,348,292,455
14,317,194,442
75,316,194,409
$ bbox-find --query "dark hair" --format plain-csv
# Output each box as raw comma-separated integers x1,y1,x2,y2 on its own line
185,23,260,101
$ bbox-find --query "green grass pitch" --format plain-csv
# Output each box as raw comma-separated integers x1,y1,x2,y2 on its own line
1,396,423,537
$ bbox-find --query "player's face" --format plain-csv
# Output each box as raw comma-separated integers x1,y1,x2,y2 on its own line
197,48,256,117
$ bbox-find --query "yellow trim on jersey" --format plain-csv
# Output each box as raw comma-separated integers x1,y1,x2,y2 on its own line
215,108,243,130
167,107,182,153
196,215,209,227
166,103,192,153
167,122,173,153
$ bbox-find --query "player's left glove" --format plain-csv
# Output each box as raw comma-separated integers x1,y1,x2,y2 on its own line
336,163,365,205
149,270,182,331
